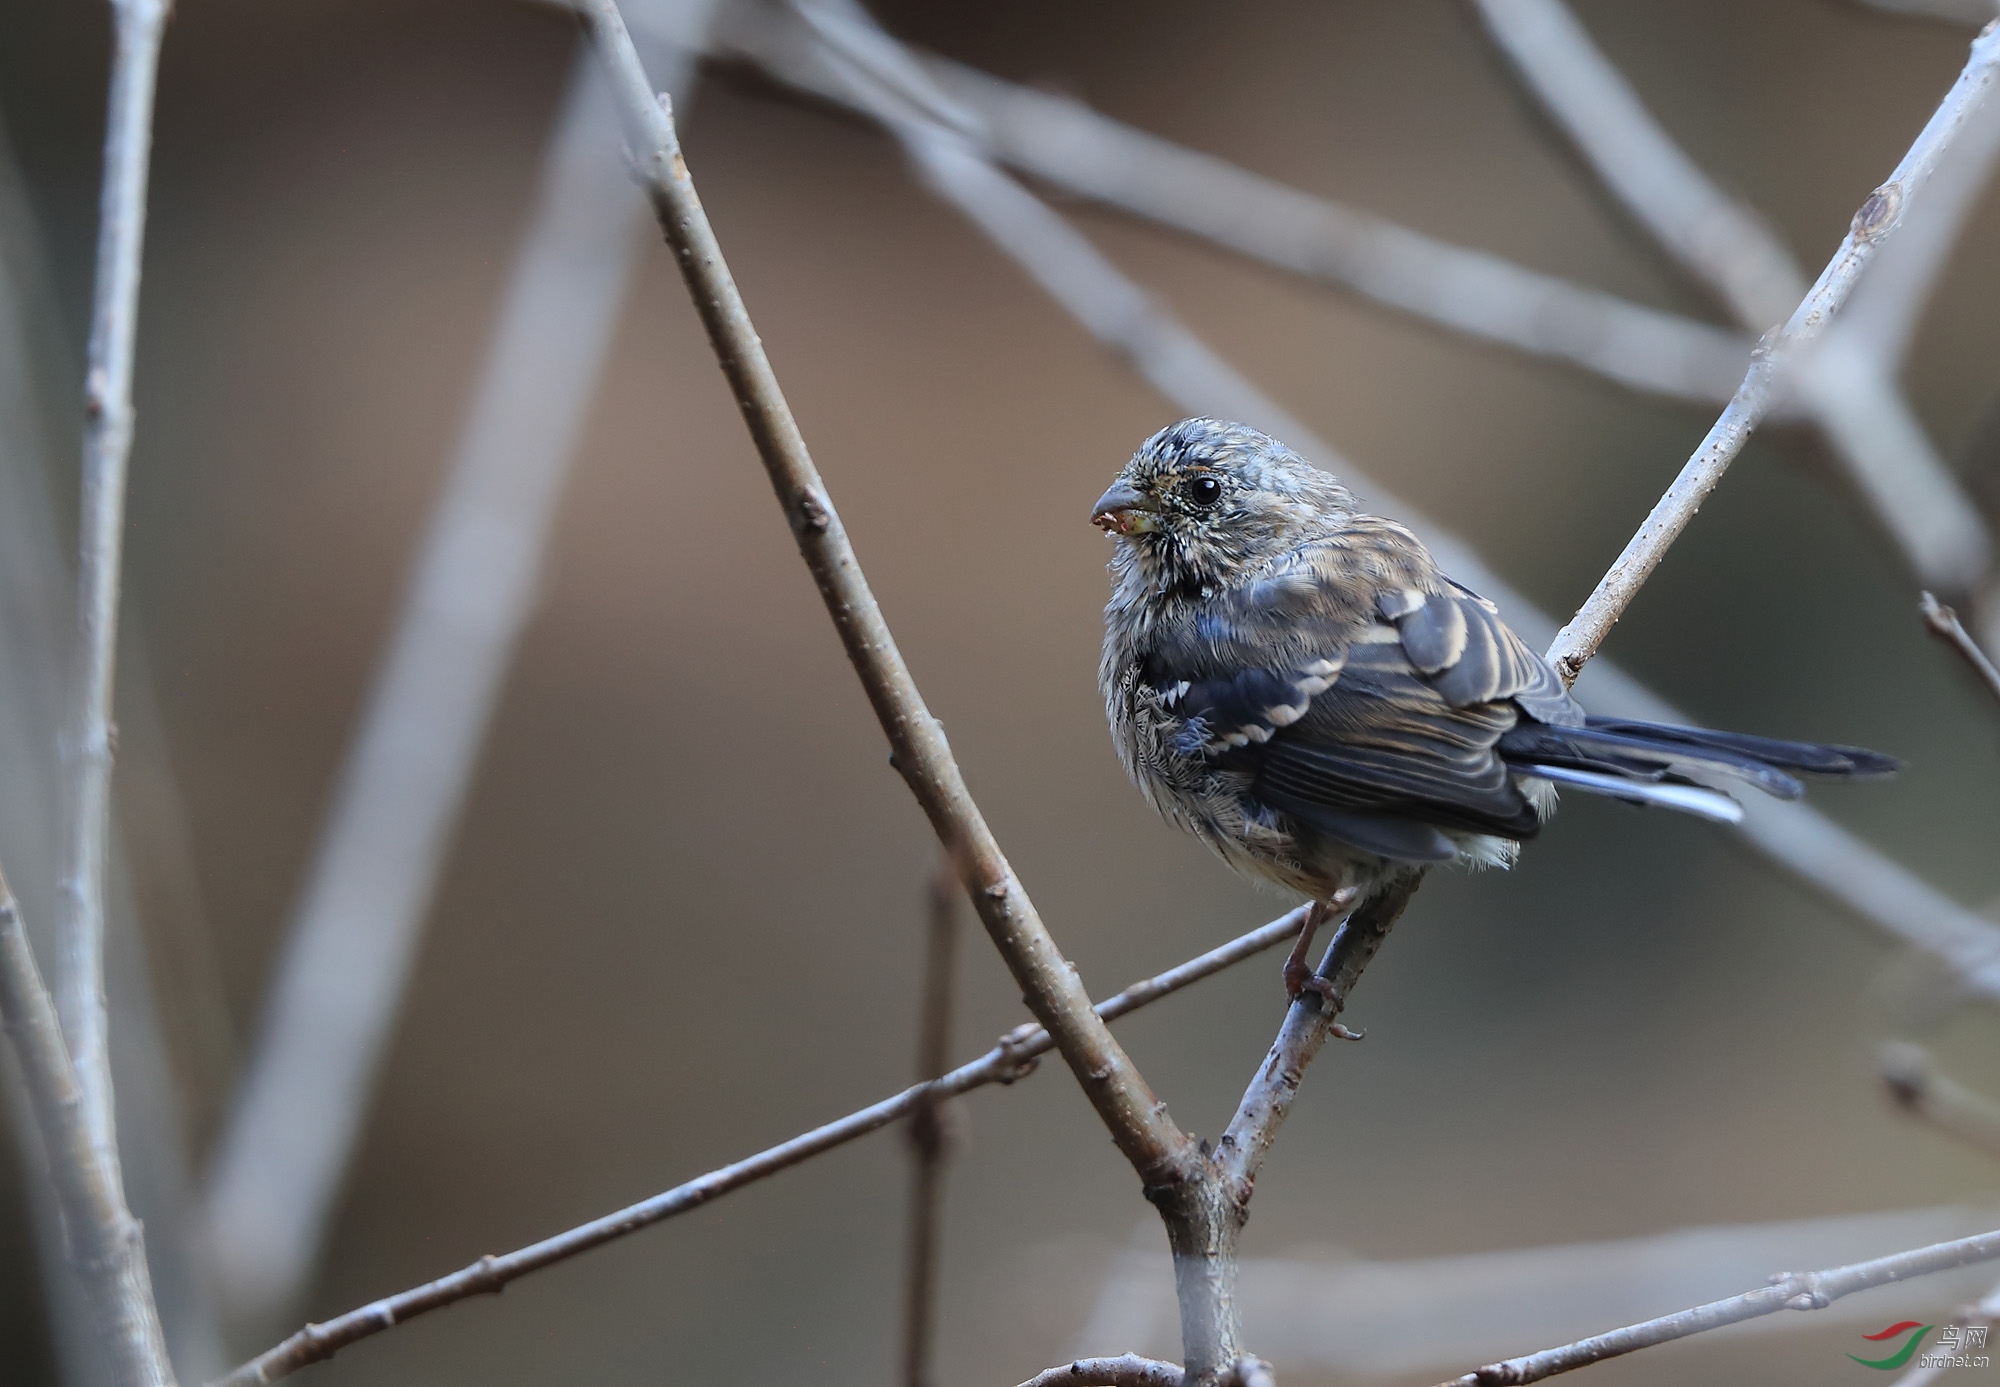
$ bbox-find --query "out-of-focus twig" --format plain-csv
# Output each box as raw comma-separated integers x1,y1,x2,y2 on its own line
741,0,2000,1002
210,908,1314,1386
1921,592,2000,708
1883,1041,2000,1162
1543,20,2000,683
1473,0,1999,641
0,860,177,1387
904,53,1754,406
1016,1357,1185,1387
201,10,715,1333
1856,0,2000,24
1434,1225,2000,1386
61,0,169,1208
1469,0,1807,329
1795,76,2000,613
550,0,1766,406
902,862,962,1387
1891,1279,2000,1387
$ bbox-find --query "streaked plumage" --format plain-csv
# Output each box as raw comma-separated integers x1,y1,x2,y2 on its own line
1094,419,1894,986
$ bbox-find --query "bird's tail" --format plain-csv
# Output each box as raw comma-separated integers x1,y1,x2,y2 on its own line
1498,717,1898,826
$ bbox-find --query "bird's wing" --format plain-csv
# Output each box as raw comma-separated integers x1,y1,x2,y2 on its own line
1142,540,1577,849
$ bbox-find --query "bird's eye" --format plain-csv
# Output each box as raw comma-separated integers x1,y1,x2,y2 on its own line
1183,474,1222,506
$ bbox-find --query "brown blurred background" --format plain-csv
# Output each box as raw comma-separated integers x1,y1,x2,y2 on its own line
4,1,2000,1383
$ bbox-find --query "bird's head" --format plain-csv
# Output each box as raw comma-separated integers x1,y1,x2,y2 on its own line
1092,418,1355,592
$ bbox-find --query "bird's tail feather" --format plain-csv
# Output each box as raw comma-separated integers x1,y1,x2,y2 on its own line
1516,762,1745,824
1502,717,1895,825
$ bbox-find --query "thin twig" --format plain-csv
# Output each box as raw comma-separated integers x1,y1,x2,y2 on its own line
1921,592,2000,708
1883,1040,2000,1162
202,15,715,1330
1472,0,1996,602
61,0,169,1208
1543,20,2000,683
1216,878,1419,1191
1016,1355,1185,1387
731,0,2000,1007
559,0,1761,406
209,910,1313,1386
902,861,962,1387
1433,1225,2000,1386
581,0,1187,1185
0,859,176,1387
1891,1278,2000,1387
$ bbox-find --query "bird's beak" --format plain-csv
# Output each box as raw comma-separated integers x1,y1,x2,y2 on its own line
1092,481,1158,535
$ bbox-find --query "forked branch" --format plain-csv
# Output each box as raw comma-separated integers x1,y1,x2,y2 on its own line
210,911,1315,1385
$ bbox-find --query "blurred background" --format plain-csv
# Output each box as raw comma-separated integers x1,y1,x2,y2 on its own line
4,1,2000,1383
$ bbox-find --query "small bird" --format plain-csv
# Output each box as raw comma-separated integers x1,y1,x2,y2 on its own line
1094,418,1896,999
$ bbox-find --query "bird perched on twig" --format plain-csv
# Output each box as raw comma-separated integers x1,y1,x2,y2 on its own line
1094,418,1896,999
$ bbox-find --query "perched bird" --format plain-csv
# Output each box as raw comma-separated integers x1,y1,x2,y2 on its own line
1094,418,1896,998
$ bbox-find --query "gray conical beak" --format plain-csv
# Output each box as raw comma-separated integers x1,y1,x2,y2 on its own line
1092,481,1158,535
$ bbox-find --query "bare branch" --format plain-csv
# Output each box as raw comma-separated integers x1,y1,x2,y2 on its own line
0,859,176,1387
1216,879,1418,1191
201,17,714,1332
582,0,1190,1186
1434,1225,2000,1386
903,861,962,1387
1883,1041,2000,1162
61,0,169,1208
1016,1356,1185,1387
1920,593,2000,708
907,56,1754,407
210,909,1312,1386
1469,0,1807,329
1543,19,2000,683
748,0,2000,1001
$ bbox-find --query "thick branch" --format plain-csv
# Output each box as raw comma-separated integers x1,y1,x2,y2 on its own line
1544,20,2000,682
0,860,176,1387
210,909,1312,1386
1434,1225,2000,1386
579,0,1186,1184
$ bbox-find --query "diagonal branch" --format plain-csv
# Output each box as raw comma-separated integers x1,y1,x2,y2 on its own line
1496,6,2000,681
753,0,2000,1000
201,13,715,1331
578,0,1188,1183
0,859,176,1387
1433,1225,2000,1386
210,909,1313,1386
1468,0,1807,329
1216,879,1417,1192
